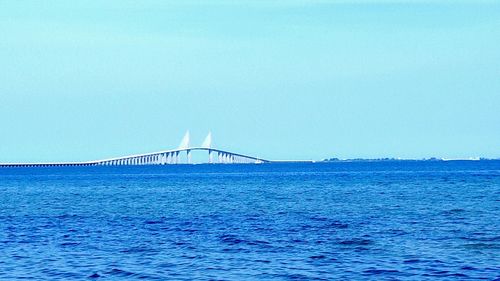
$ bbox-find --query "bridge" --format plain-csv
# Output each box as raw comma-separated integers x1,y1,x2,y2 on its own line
0,132,270,167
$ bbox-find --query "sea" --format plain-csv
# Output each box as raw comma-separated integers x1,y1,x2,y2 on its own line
0,161,499,280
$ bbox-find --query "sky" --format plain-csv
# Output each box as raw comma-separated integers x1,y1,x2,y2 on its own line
0,1,499,162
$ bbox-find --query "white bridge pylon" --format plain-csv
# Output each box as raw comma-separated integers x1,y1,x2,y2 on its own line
92,131,268,166
178,131,191,150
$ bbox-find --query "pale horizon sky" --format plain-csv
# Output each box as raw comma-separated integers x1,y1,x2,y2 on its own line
1,1,499,162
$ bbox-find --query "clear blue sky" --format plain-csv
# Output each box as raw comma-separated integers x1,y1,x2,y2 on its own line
1,1,499,162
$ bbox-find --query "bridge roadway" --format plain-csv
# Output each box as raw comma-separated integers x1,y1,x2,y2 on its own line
0,147,270,167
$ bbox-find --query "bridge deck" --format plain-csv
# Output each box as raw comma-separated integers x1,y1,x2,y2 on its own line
0,147,270,167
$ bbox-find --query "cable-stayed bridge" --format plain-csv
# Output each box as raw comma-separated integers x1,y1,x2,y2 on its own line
0,132,270,167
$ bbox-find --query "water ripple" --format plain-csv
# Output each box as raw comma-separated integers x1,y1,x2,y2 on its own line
0,162,499,280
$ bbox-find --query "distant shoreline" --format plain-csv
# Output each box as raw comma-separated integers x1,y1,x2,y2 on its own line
322,157,498,162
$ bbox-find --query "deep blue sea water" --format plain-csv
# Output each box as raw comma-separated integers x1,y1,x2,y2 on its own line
0,161,499,280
